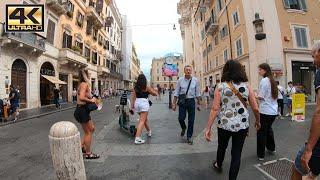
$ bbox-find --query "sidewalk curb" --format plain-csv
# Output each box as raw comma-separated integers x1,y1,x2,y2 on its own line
0,106,75,127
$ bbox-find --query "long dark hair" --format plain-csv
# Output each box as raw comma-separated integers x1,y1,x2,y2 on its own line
135,74,147,93
221,60,248,83
205,86,209,92
259,63,278,99
79,69,89,83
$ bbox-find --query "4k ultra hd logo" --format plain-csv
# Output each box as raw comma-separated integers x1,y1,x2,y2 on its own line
6,4,44,32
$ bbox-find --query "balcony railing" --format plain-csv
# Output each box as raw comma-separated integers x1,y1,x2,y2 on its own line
46,0,67,15
59,48,87,66
110,70,123,80
1,25,45,53
86,6,104,29
97,66,110,75
205,16,219,36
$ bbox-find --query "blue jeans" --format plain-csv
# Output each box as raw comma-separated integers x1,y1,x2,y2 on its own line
294,144,320,176
178,98,195,139
54,98,60,108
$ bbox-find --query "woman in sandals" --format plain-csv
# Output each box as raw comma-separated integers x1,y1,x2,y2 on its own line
74,69,99,159
204,60,260,180
131,74,158,145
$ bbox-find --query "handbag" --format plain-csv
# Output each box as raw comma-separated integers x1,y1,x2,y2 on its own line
227,82,248,109
149,100,153,106
178,78,192,106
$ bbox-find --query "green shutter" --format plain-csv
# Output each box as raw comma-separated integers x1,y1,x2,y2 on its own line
283,0,290,9
299,0,307,11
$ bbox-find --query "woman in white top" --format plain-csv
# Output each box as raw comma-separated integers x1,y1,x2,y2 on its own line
286,81,296,116
257,63,279,161
205,60,260,180
202,86,210,109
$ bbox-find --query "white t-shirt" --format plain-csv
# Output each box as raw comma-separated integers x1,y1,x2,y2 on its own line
277,85,285,99
258,77,278,115
286,86,296,100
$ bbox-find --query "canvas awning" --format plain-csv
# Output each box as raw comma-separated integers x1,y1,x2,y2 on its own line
41,75,67,85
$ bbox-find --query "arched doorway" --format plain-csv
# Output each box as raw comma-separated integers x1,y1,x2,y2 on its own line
40,62,55,106
11,59,27,108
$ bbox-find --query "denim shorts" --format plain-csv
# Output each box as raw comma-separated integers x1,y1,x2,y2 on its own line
294,145,320,176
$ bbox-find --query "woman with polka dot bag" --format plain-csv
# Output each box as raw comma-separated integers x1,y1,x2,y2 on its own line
205,60,261,180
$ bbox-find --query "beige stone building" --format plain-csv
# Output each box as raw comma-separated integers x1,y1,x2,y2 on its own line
150,53,184,89
178,0,320,102
130,44,142,88
0,0,126,109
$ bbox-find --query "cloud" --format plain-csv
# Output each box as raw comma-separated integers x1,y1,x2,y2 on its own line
116,0,183,78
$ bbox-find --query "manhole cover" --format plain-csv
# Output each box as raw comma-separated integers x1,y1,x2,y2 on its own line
255,158,294,180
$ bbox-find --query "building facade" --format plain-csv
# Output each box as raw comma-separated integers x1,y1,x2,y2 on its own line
121,15,133,89
0,0,126,109
150,53,184,89
130,44,141,88
178,0,320,102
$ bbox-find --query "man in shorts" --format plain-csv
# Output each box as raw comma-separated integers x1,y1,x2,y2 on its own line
8,85,20,122
291,42,320,180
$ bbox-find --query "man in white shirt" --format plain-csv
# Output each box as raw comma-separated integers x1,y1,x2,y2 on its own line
277,81,285,119
286,81,296,116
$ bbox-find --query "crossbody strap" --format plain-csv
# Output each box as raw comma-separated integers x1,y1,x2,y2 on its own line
227,82,248,109
185,78,192,96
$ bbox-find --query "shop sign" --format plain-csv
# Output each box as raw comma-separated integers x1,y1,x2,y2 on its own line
40,68,55,76
292,94,306,122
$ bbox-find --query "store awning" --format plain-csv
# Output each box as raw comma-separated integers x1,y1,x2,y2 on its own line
41,75,67,85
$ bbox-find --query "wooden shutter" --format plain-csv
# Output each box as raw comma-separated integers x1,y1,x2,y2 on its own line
67,35,72,48
47,19,55,44
299,0,307,11
62,32,67,48
283,0,290,9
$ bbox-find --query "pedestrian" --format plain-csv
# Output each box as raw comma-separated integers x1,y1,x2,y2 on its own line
72,88,77,103
74,69,99,159
53,86,61,109
202,86,210,109
157,84,162,100
172,65,201,145
257,63,279,161
204,60,260,180
286,81,296,116
291,42,320,180
130,74,158,145
8,85,20,122
277,81,285,119
93,88,99,98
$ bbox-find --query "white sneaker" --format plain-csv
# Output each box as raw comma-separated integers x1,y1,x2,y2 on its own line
258,157,264,161
285,113,290,117
146,130,152,137
134,137,145,145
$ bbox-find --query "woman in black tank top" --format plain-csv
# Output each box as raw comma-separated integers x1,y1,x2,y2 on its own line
131,74,158,145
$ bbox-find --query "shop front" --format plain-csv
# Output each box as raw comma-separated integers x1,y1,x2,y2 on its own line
292,61,316,102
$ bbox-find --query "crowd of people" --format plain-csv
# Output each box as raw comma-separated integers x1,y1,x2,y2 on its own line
71,42,320,179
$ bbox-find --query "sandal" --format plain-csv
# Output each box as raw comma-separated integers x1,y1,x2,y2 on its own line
84,153,100,159
212,161,222,173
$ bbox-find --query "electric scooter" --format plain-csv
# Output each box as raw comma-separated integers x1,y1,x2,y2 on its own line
117,89,137,136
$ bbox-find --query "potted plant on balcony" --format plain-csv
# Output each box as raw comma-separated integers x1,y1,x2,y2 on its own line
67,11,73,18
72,46,82,54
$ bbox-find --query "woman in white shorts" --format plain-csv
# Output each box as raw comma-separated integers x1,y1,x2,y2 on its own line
131,74,158,145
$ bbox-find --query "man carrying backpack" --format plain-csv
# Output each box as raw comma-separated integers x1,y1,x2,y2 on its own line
8,85,20,122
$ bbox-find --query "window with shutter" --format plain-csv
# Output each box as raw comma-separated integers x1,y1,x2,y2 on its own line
283,0,290,9
294,27,308,48
47,19,55,44
67,35,72,48
298,0,307,11
62,32,67,48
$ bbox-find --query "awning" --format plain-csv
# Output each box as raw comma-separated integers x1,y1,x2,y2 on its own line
41,75,67,85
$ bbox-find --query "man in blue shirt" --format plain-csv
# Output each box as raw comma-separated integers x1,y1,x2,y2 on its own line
291,42,320,179
8,85,20,122
172,65,201,145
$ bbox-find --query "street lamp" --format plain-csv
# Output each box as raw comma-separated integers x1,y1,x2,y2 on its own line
163,56,174,109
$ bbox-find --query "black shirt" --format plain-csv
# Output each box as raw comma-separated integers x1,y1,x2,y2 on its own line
136,91,149,99
314,70,320,148
9,89,19,104
53,89,60,99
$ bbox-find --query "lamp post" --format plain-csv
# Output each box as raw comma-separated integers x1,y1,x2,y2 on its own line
169,76,172,109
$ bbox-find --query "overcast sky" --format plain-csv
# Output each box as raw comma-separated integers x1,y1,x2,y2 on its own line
116,0,183,78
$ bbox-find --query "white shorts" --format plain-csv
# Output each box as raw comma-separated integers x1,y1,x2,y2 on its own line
134,98,150,113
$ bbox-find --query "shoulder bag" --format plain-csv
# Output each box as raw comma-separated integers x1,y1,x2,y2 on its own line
227,82,248,109
178,78,192,106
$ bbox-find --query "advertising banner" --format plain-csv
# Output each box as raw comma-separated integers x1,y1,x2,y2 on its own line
292,94,306,122
162,63,178,77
